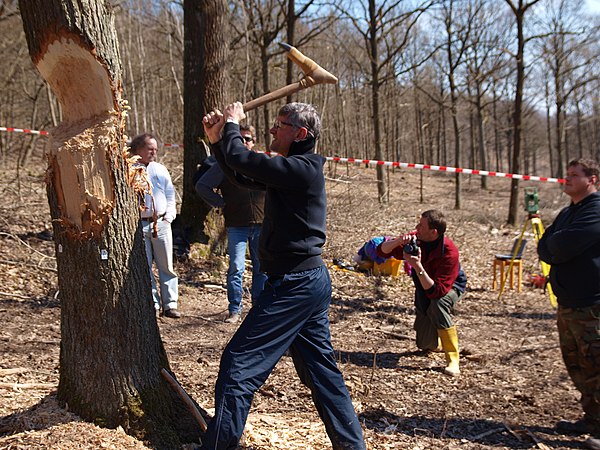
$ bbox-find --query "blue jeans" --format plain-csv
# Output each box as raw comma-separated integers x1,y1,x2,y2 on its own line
226,226,267,314
202,265,366,450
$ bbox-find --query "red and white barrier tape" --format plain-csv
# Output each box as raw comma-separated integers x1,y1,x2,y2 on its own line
325,156,566,184
0,126,48,136
0,126,566,184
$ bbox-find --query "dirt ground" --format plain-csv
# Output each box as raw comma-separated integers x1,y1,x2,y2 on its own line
0,148,591,449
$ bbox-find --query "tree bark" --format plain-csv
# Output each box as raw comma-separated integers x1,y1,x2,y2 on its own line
18,1,202,447
177,0,229,246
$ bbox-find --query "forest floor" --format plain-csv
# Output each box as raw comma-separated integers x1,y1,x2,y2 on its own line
0,148,591,449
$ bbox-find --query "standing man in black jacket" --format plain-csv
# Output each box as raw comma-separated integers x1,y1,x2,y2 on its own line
195,124,267,323
201,102,365,450
538,158,600,450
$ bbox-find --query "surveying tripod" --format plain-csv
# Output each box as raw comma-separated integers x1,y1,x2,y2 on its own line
497,188,557,307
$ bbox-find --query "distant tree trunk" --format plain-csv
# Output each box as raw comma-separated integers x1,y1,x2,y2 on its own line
286,0,296,103
413,85,425,163
554,67,566,178
594,88,600,162
443,0,464,210
492,83,501,170
18,1,201,447
177,0,229,246
574,95,584,159
545,77,555,175
475,83,488,190
260,44,271,146
369,0,387,204
505,0,541,226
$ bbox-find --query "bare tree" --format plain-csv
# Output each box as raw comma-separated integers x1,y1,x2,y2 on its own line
284,1,336,98
229,0,335,144
336,0,434,204
537,0,600,177
504,0,542,226
233,0,288,144
464,0,510,189
439,0,477,209
18,0,201,447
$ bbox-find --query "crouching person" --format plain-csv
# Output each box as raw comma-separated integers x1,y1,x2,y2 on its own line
377,209,467,376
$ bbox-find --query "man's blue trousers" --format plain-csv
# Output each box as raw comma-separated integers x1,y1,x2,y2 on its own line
201,265,366,450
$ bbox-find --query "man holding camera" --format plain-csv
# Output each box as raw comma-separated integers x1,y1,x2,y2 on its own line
377,209,467,376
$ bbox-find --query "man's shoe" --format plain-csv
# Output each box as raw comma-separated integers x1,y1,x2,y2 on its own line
224,312,241,323
163,308,181,319
585,438,600,450
556,419,599,436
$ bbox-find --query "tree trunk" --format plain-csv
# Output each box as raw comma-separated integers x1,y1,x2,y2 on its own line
554,76,565,178
475,83,488,190
286,0,296,103
575,96,584,159
507,5,525,225
177,0,229,247
545,77,555,176
18,1,202,447
444,0,461,210
369,0,387,204
506,0,541,225
260,43,271,148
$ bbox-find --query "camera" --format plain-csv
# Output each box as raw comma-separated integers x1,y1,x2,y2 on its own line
403,238,419,256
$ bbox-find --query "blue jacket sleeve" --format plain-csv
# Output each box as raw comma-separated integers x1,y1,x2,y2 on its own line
194,163,225,208
211,128,267,190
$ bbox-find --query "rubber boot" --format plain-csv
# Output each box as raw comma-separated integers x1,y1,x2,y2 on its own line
438,326,460,377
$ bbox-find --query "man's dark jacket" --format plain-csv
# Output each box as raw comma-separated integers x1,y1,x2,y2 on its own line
538,191,600,308
211,122,326,275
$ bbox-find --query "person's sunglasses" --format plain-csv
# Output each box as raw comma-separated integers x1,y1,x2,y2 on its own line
242,136,254,143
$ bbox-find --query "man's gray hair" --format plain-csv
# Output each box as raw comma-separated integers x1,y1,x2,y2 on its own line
278,102,321,140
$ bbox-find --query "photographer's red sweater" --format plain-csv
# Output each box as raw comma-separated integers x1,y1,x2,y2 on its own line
377,236,466,299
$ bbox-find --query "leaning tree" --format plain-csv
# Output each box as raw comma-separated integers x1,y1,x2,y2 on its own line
18,0,201,447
